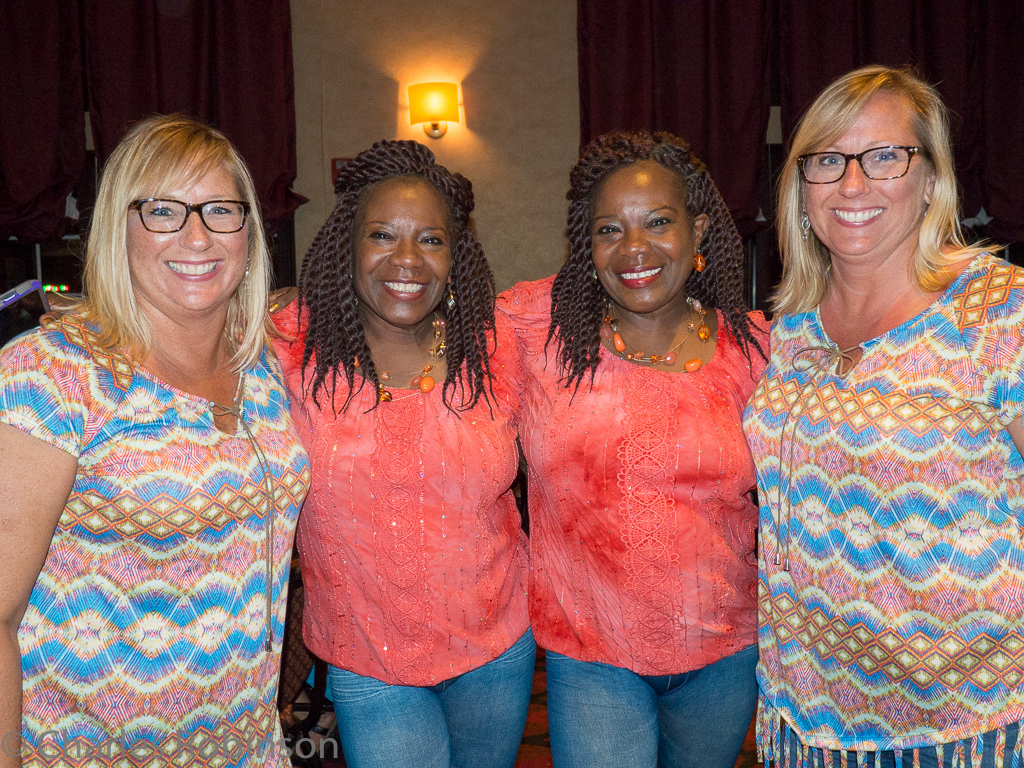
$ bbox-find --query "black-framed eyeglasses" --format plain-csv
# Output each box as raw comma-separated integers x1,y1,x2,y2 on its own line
129,198,251,233
797,145,926,184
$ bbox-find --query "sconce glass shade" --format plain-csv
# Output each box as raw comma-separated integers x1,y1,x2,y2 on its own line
408,82,460,137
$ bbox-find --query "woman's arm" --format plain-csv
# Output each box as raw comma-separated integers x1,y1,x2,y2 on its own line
1007,418,1024,459
0,423,77,767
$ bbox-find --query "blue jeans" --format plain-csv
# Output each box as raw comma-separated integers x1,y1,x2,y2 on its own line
327,629,535,768
546,643,758,768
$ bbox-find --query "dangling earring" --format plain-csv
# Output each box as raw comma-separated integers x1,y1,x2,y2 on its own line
446,285,455,310
801,211,811,241
692,252,706,272
591,268,598,281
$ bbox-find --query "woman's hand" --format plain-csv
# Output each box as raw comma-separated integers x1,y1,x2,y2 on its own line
269,287,298,314
38,292,77,327
1007,417,1024,458
0,423,77,767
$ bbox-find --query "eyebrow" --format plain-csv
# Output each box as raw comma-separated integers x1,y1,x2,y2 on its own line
363,220,449,232
593,205,678,222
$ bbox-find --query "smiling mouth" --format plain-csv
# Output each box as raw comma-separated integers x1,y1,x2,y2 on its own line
618,267,662,279
384,281,425,293
168,261,217,276
834,208,883,223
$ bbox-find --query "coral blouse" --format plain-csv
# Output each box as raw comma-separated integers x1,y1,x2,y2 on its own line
271,303,530,686
497,276,768,675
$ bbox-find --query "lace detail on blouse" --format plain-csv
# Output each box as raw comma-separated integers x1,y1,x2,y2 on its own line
371,395,432,684
617,366,680,671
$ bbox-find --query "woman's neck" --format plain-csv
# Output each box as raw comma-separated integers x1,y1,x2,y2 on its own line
611,294,695,351
819,254,959,350
359,307,446,388
360,307,438,353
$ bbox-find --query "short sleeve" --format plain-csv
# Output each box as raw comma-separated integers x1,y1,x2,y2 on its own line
0,329,86,457
987,285,1024,427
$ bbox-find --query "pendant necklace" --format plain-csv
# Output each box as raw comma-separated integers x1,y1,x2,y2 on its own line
602,297,711,372
359,315,447,402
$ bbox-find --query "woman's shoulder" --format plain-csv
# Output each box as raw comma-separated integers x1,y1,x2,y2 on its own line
496,275,555,329
2,316,128,380
940,252,1024,328
268,299,309,377
745,309,770,343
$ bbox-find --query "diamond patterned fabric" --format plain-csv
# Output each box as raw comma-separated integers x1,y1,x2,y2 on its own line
0,317,311,767
743,254,1024,758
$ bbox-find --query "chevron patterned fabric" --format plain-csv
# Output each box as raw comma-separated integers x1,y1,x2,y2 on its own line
743,254,1024,764
0,317,311,767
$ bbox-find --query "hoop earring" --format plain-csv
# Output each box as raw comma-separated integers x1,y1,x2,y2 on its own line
446,285,455,310
692,252,706,272
801,211,811,241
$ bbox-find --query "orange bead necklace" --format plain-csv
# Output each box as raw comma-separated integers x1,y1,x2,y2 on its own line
601,296,711,372
358,315,446,402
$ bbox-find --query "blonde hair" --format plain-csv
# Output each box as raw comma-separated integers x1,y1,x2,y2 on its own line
773,65,988,315
80,114,271,371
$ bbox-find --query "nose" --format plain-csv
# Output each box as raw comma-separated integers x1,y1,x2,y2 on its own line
838,157,871,196
180,209,213,249
622,226,651,256
390,237,423,268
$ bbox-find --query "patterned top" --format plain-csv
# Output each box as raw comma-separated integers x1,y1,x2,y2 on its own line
743,254,1024,756
496,276,768,675
270,303,529,686
0,317,311,768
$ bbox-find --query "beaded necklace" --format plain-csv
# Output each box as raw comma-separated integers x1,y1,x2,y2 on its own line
602,296,711,372
369,315,447,402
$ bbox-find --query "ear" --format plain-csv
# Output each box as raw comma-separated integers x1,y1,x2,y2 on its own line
692,213,711,243
924,170,936,206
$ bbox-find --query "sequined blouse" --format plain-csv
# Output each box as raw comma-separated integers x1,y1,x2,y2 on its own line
271,303,530,686
496,276,768,675
743,254,1024,759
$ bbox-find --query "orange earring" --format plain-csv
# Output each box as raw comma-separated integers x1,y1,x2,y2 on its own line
693,252,706,272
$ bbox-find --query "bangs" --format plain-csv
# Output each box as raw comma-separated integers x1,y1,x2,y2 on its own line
130,133,237,202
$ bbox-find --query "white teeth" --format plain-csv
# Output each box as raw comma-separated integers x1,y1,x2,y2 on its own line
168,261,216,275
384,281,424,293
620,267,662,279
834,208,883,223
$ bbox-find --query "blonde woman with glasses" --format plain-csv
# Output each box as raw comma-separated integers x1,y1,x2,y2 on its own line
0,115,310,767
744,65,1021,766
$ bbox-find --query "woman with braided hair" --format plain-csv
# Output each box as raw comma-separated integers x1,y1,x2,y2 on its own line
270,139,533,768
496,131,768,768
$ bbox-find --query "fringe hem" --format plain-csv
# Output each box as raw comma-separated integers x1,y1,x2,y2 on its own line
756,700,1024,768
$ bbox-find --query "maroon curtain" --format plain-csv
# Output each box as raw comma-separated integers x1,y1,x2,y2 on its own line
580,0,1024,244
777,0,1021,239
980,4,1024,242
578,0,773,237
0,0,86,241
84,0,305,233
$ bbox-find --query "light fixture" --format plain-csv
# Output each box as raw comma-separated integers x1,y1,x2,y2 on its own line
408,82,460,138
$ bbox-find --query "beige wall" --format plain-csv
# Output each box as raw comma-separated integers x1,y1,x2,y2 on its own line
290,0,580,292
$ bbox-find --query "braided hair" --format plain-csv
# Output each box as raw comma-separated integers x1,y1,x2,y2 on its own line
299,139,496,413
549,131,767,391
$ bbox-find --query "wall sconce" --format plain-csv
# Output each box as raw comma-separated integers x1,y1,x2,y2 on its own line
408,82,460,138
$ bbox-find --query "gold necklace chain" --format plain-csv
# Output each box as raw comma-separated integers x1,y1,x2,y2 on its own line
356,315,447,402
